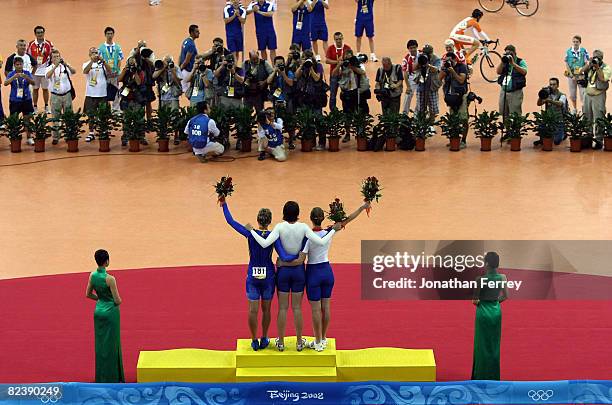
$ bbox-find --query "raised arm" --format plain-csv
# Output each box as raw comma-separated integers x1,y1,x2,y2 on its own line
341,201,370,228
251,224,280,248
222,202,250,237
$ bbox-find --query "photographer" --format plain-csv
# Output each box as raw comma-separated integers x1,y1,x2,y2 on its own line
564,35,589,114
45,49,76,144
295,49,326,111
374,57,403,114
286,44,302,74
153,55,182,111
535,78,568,146
130,42,157,121
83,47,111,142
257,109,287,162
214,54,244,110
335,50,370,141
325,32,351,110
267,55,295,149
580,49,612,149
440,52,469,148
401,39,420,113
414,45,441,117
186,55,214,107
202,38,232,106
496,44,527,120
242,50,273,113
118,57,146,147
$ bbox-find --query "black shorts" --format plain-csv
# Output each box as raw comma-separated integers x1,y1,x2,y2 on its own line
9,100,34,116
83,97,108,115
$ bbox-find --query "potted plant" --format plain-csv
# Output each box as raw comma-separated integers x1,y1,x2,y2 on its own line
2,113,24,153
58,109,85,153
295,107,318,152
122,107,147,152
564,112,591,153
471,110,501,152
88,103,120,152
233,106,256,152
413,111,435,152
349,110,374,152
150,105,177,153
501,112,531,152
438,111,467,152
596,113,612,152
321,108,345,152
208,105,233,151
25,112,52,153
377,111,406,151
533,109,562,151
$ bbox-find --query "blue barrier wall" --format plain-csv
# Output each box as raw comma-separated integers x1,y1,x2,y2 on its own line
2,380,612,404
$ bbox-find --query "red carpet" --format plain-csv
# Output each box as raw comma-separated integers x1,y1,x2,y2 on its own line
1,264,611,383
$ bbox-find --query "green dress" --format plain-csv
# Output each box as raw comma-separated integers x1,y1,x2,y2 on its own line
471,271,503,380
92,267,125,383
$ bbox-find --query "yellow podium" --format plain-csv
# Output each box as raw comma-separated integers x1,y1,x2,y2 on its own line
137,337,435,383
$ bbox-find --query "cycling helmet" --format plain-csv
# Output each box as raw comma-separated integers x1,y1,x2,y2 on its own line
472,9,484,19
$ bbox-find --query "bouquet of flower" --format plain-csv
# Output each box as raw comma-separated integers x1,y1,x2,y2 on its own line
361,176,382,216
327,198,348,224
214,176,234,204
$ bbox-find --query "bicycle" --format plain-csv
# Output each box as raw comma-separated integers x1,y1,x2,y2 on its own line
478,0,539,17
470,39,502,83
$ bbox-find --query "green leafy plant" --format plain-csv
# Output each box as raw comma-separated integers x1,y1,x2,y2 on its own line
564,111,592,141
209,105,233,144
174,106,199,141
348,110,374,140
438,111,467,139
150,105,178,141
1,113,24,141
533,109,562,139
295,107,318,141
88,103,120,141
58,109,86,141
321,108,346,140
232,106,256,141
472,110,502,139
376,111,405,139
274,104,297,135
596,113,612,139
121,107,147,141
501,112,532,141
412,111,436,139
25,112,52,141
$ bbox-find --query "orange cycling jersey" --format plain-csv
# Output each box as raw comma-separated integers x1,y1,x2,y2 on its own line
451,17,483,37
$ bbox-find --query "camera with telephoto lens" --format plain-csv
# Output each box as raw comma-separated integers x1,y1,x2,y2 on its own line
302,59,313,70
466,91,483,104
374,88,391,102
444,60,452,69
168,61,175,69
198,63,207,73
128,65,137,73
591,57,602,69
154,59,164,70
215,45,224,54
502,53,513,64
140,48,153,59
538,86,552,100
289,50,300,61
355,54,368,65
277,63,285,72
225,55,235,70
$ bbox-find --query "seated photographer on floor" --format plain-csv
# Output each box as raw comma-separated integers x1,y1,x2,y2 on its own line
374,57,403,114
257,109,288,162
440,51,469,148
186,55,214,108
335,50,370,142
243,50,274,113
535,77,568,146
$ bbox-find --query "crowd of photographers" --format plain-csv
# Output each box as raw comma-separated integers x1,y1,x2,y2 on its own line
1,24,611,152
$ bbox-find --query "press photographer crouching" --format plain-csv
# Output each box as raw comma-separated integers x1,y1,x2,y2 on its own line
439,52,469,148
374,57,403,114
118,56,147,146
335,50,370,142
580,50,612,149
243,50,273,113
214,53,245,109
257,109,287,162
535,78,568,146
496,44,527,120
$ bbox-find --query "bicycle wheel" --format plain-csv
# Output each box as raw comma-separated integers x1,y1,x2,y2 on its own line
480,51,502,83
478,0,504,12
515,0,539,17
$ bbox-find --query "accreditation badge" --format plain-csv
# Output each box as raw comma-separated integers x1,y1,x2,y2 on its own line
362,4,369,13
37,56,43,65
121,87,130,97
108,59,115,69
162,83,170,93
53,80,61,92
89,75,97,87
296,21,303,30
16,88,24,98
273,87,282,98
227,86,235,97
192,86,199,97
252,266,267,280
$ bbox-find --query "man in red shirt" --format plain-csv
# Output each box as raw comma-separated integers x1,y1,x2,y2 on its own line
401,39,419,114
27,26,54,113
325,32,351,110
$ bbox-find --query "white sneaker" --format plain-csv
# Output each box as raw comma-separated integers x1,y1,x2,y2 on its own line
296,337,308,352
45,106,52,114
26,138,35,146
315,55,321,62
370,53,378,62
275,338,285,352
33,106,38,114
321,338,327,349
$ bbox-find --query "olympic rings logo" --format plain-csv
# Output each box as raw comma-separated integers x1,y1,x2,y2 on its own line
527,390,553,401
38,392,63,403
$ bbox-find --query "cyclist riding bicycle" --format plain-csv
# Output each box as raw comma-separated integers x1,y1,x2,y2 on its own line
449,9,492,65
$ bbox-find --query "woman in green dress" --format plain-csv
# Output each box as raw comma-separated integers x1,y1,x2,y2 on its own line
471,251,508,380
86,249,125,383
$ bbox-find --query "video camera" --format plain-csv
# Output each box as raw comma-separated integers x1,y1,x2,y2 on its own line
538,86,552,100
341,54,368,68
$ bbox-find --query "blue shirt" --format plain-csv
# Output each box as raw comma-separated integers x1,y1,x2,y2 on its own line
189,69,214,103
356,0,374,20
251,1,276,33
179,37,198,72
7,70,33,102
223,203,298,280
292,4,312,35
185,113,210,148
311,0,327,27
261,122,283,148
272,70,294,102
224,4,246,37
